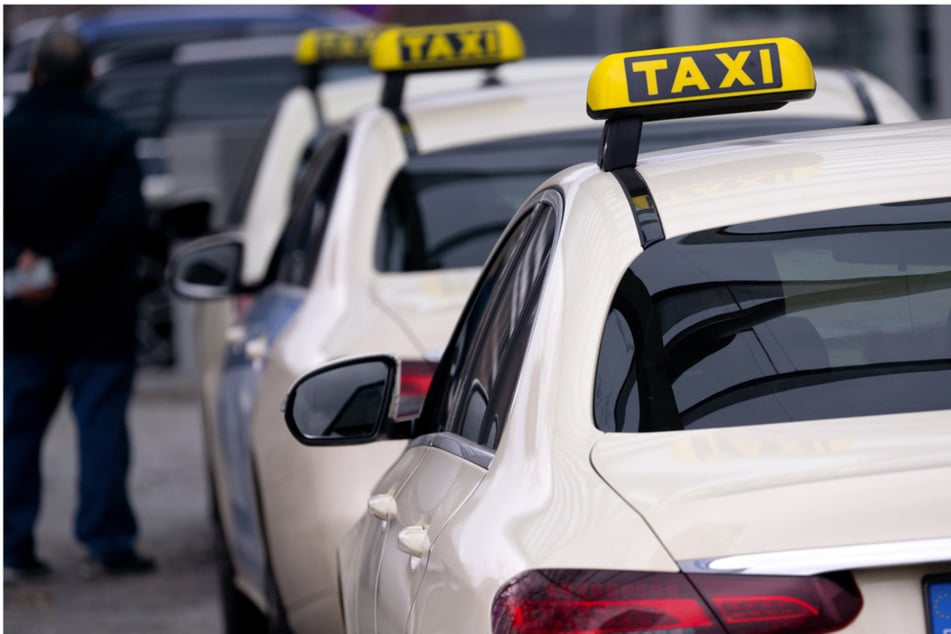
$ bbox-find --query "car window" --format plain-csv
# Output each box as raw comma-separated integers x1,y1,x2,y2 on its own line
419,194,560,451
93,54,178,138
170,58,301,125
594,198,951,433
454,201,560,449
374,130,596,273
270,130,348,287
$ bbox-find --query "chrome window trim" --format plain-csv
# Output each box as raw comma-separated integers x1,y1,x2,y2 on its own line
422,432,494,470
680,537,951,576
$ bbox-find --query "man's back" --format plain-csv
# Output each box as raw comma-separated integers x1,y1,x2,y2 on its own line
4,87,148,356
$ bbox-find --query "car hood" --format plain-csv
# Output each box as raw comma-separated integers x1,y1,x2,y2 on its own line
369,268,480,360
590,410,951,567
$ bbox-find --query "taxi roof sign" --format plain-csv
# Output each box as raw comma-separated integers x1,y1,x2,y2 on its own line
370,21,524,73
295,27,384,66
587,37,816,121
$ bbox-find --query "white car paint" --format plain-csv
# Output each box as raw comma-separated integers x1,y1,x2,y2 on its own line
187,56,925,633
333,120,951,634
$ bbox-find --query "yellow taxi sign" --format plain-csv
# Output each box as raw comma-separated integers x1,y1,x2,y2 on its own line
587,37,816,120
295,27,384,65
370,21,524,72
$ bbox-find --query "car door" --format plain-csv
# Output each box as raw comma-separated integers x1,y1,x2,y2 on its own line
214,130,349,596
371,191,562,633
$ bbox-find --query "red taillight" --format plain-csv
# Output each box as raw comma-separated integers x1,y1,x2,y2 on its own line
396,359,436,419
689,573,862,634
491,570,862,634
233,293,255,319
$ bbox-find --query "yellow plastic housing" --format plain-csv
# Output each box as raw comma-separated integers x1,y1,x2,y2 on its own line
295,27,384,65
370,21,524,72
587,37,816,120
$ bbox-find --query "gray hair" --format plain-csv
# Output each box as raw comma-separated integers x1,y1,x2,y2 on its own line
30,23,92,91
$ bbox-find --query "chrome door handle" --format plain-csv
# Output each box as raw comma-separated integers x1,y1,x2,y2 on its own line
244,334,269,361
367,494,397,521
224,324,247,346
397,525,430,558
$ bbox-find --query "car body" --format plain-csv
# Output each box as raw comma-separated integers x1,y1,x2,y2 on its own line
170,21,609,633
174,28,930,634
189,58,921,425
283,38,951,634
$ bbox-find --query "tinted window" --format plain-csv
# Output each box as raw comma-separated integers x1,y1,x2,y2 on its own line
375,130,596,272
171,58,300,124
594,199,951,432
93,56,178,138
452,205,559,448
271,131,348,287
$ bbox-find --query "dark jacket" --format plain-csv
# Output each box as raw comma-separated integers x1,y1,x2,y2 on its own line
4,86,148,358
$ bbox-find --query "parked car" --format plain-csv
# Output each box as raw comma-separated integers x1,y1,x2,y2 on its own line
284,37,951,634
169,20,607,633
95,27,377,366
174,26,922,634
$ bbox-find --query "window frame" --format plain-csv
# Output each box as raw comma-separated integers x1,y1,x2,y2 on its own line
416,189,564,457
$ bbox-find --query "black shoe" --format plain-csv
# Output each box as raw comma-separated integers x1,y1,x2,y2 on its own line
81,551,156,578
4,555,52,585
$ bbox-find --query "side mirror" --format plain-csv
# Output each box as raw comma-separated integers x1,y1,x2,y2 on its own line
284,355,402,446
167,233,245,300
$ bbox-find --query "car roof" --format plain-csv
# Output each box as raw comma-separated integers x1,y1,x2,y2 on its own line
348,58,919,156
403,73,599,154
631,119,951,238
172,34,302,65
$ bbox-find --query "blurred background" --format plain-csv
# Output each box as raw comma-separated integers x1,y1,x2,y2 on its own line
6,4,950,116
4,3,950,371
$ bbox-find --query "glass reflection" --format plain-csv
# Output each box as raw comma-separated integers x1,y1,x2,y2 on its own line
292,360,391,440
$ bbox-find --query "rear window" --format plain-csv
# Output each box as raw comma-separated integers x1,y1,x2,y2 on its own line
594,199,951,432
375,130,598,272
170,58,300,124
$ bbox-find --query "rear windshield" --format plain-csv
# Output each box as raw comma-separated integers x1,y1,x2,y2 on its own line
594,199,951,432
170,58,301,124
375,130,598,272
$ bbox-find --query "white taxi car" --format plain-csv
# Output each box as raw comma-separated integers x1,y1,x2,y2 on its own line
284,38,951,634
171,21,605,634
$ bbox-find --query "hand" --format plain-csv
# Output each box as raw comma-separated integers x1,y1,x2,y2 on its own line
15,250,58,304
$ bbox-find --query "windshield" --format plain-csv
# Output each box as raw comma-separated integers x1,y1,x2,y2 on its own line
594,199,951,432
375,129,599,272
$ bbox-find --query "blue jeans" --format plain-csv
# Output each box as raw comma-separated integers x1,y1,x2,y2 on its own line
4,352,138,566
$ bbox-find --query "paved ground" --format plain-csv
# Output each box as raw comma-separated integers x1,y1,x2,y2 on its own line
3,367,223,634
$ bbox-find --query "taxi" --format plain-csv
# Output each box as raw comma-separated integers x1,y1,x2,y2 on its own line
284,38,951,634
170,20,604,634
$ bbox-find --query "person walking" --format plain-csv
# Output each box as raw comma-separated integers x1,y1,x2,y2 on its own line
4,24,155,581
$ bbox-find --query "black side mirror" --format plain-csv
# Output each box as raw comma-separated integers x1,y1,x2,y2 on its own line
284,355,401,446
166,233,245,300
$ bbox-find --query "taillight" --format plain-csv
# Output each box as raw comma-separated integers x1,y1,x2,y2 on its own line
233,293,255,319
396,359,436,419
491,569,862,634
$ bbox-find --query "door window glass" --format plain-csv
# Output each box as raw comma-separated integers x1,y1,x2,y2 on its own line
271,130,348,287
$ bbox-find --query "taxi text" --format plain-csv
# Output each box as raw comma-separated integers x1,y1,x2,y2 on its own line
625,43,782,102
398,29,500,64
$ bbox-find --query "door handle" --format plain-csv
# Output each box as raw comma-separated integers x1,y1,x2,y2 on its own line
224,324,247,346
397,525,430,558
367,494,397,521
244,334,269,361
